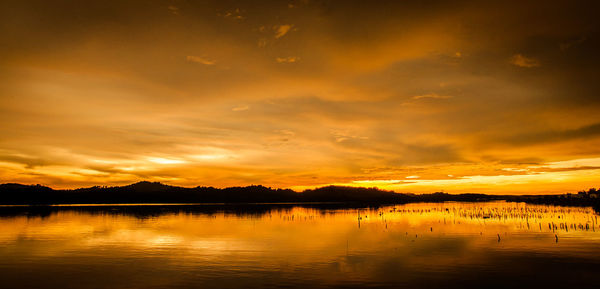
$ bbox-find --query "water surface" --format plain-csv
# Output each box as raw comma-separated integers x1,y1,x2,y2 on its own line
1,202,599,289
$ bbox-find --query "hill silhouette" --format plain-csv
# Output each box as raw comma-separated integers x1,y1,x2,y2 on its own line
1,182,599,210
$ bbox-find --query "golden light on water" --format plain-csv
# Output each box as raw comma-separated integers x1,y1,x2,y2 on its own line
2,203,599,287
2,203,599,252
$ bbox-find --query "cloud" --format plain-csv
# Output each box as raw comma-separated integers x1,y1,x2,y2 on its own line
147,157,186,165
232,105,249,111
186,55,216,65
0,151,48,168
502,122,600,145
352,179,404,185
510,54,540,68
412,93,452,100
530,157,600,170
219,8,245,20
2,1,600,193
275,56,299,63
274,24,292,39
329,129,369,143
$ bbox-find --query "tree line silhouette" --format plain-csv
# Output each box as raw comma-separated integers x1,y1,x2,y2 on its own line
1,182,599,211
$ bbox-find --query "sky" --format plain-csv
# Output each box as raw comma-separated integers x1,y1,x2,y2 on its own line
1,0,600,194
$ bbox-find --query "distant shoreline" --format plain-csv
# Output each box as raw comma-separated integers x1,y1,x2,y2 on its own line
1,182,599,212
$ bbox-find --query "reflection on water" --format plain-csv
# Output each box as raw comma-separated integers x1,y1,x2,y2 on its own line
1,202,599,289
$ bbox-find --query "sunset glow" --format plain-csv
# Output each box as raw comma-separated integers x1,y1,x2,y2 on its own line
1,1,599,193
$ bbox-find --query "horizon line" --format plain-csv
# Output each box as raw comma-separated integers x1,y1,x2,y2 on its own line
2,180,593,196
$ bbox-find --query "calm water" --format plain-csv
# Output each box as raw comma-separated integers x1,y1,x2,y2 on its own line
1,202,600,289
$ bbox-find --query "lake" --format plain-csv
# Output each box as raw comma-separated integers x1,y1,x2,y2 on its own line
1,202,599,289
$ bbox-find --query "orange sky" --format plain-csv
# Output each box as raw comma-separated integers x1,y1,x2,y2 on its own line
1,0,600,194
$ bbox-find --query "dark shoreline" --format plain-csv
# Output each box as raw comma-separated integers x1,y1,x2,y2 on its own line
1,181,599,214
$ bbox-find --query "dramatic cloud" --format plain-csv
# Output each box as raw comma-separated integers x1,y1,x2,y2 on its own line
1,0,599,193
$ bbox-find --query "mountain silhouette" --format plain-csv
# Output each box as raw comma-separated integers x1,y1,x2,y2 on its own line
125,181,174,192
